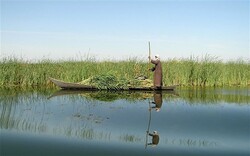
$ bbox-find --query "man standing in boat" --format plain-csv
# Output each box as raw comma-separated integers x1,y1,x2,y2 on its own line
149,54,163,89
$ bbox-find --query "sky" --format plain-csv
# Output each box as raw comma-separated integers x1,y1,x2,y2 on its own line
1,0,249,61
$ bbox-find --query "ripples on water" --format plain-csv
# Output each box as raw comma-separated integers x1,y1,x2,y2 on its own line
0,87,249,156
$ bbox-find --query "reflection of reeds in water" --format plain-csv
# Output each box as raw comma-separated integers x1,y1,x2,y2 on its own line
0,104,113,141
0,87,249,108
54,127,112,141
119,134,143,143
179,87,249,104
0,113,47,134
165,138,218,147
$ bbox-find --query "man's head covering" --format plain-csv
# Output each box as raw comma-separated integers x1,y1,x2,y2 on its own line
155,54,160,60
153,131,158,135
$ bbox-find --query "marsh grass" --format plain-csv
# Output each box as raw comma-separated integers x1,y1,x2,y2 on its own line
0,56,249,88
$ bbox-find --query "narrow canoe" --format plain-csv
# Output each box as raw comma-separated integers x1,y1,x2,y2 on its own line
49,77,176,91
49,77,98,90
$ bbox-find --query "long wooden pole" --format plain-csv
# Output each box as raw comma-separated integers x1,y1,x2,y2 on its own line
145,99,152,149
147,41,151,79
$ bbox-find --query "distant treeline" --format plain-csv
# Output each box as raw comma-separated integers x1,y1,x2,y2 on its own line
0,55,249,88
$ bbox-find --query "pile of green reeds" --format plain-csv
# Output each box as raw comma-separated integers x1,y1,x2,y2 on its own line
0,55,249,88
79,72,153,90
79,73,129,90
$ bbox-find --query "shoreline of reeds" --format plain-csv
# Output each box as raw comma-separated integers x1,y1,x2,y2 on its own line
0,55,249,88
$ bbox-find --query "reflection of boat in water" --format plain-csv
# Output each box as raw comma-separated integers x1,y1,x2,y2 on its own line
48,89,178,101
48,90,96,99
49,77,177,91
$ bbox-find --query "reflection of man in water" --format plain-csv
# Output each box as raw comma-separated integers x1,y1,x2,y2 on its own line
147,131,160,147
150,92,162,112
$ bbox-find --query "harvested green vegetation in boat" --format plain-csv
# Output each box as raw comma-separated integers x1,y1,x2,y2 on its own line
79,73,153,90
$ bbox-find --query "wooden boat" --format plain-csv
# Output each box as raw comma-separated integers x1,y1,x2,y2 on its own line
49,77,98,90
49,77,176,91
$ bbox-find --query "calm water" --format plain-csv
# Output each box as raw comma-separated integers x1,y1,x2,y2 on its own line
0,87,249,156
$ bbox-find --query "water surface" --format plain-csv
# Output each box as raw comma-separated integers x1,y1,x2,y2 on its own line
0,87,249,156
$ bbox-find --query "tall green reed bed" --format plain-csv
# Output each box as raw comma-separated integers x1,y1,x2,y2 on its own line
164,56,249,86
0,56,249,88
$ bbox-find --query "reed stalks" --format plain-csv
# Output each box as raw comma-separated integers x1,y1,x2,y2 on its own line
0,55,249,88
